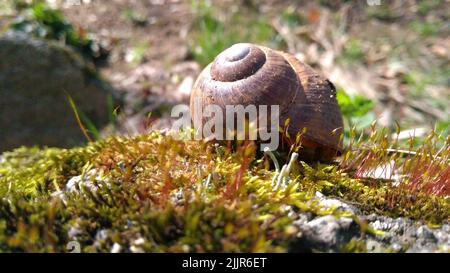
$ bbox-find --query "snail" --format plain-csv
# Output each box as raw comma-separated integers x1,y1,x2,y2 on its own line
190,43,343,161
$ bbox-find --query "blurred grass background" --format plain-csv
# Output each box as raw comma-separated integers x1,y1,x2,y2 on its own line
0,0,449,146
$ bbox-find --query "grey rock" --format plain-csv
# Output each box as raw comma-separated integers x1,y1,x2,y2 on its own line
406,246,437,253
65,169,105,193
364,215,449,252
305,215,345,243
416,226,437,243
290,215,359,252
292,213,312,229
288,197,450,253
434,224,450,244
443,224,450,233
0,32,116,152
314,191,361,215
366,239,384,252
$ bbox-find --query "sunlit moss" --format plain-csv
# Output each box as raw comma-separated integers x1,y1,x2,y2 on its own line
0,128,448,252
0,143,102,197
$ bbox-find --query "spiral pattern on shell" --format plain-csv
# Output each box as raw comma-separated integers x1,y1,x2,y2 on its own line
190,43,344,160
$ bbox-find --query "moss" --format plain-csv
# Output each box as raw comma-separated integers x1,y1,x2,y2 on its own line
340,239,367,253
0,129,448,252
0,143,102,197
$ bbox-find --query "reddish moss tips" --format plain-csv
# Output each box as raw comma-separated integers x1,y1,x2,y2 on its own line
0,129,448,252
340,128,449,198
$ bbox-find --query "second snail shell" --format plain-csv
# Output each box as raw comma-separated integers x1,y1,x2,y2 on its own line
190,43,344,161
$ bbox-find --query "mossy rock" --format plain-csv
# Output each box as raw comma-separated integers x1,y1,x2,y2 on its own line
0,32,115,152
0,132,448,252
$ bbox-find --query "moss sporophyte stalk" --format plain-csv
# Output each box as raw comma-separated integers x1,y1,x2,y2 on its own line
0,127,448,252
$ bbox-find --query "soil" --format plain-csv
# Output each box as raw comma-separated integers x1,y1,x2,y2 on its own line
5,0,448,135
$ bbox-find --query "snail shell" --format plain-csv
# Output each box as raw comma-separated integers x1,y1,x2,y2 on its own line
190,43,343,161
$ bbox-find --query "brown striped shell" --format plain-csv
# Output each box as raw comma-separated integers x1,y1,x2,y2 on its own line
190,43,344,161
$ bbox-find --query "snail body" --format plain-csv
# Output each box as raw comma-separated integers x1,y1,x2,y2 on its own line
190,43,343,161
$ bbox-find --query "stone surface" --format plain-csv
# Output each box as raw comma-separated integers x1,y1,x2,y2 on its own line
289,196,450,253
314,191,361,215
364,215,449,253
65,169,105,193
0,32,115,152
290,214,360,252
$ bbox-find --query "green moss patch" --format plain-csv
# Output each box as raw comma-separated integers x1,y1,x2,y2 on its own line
0,130,448,252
